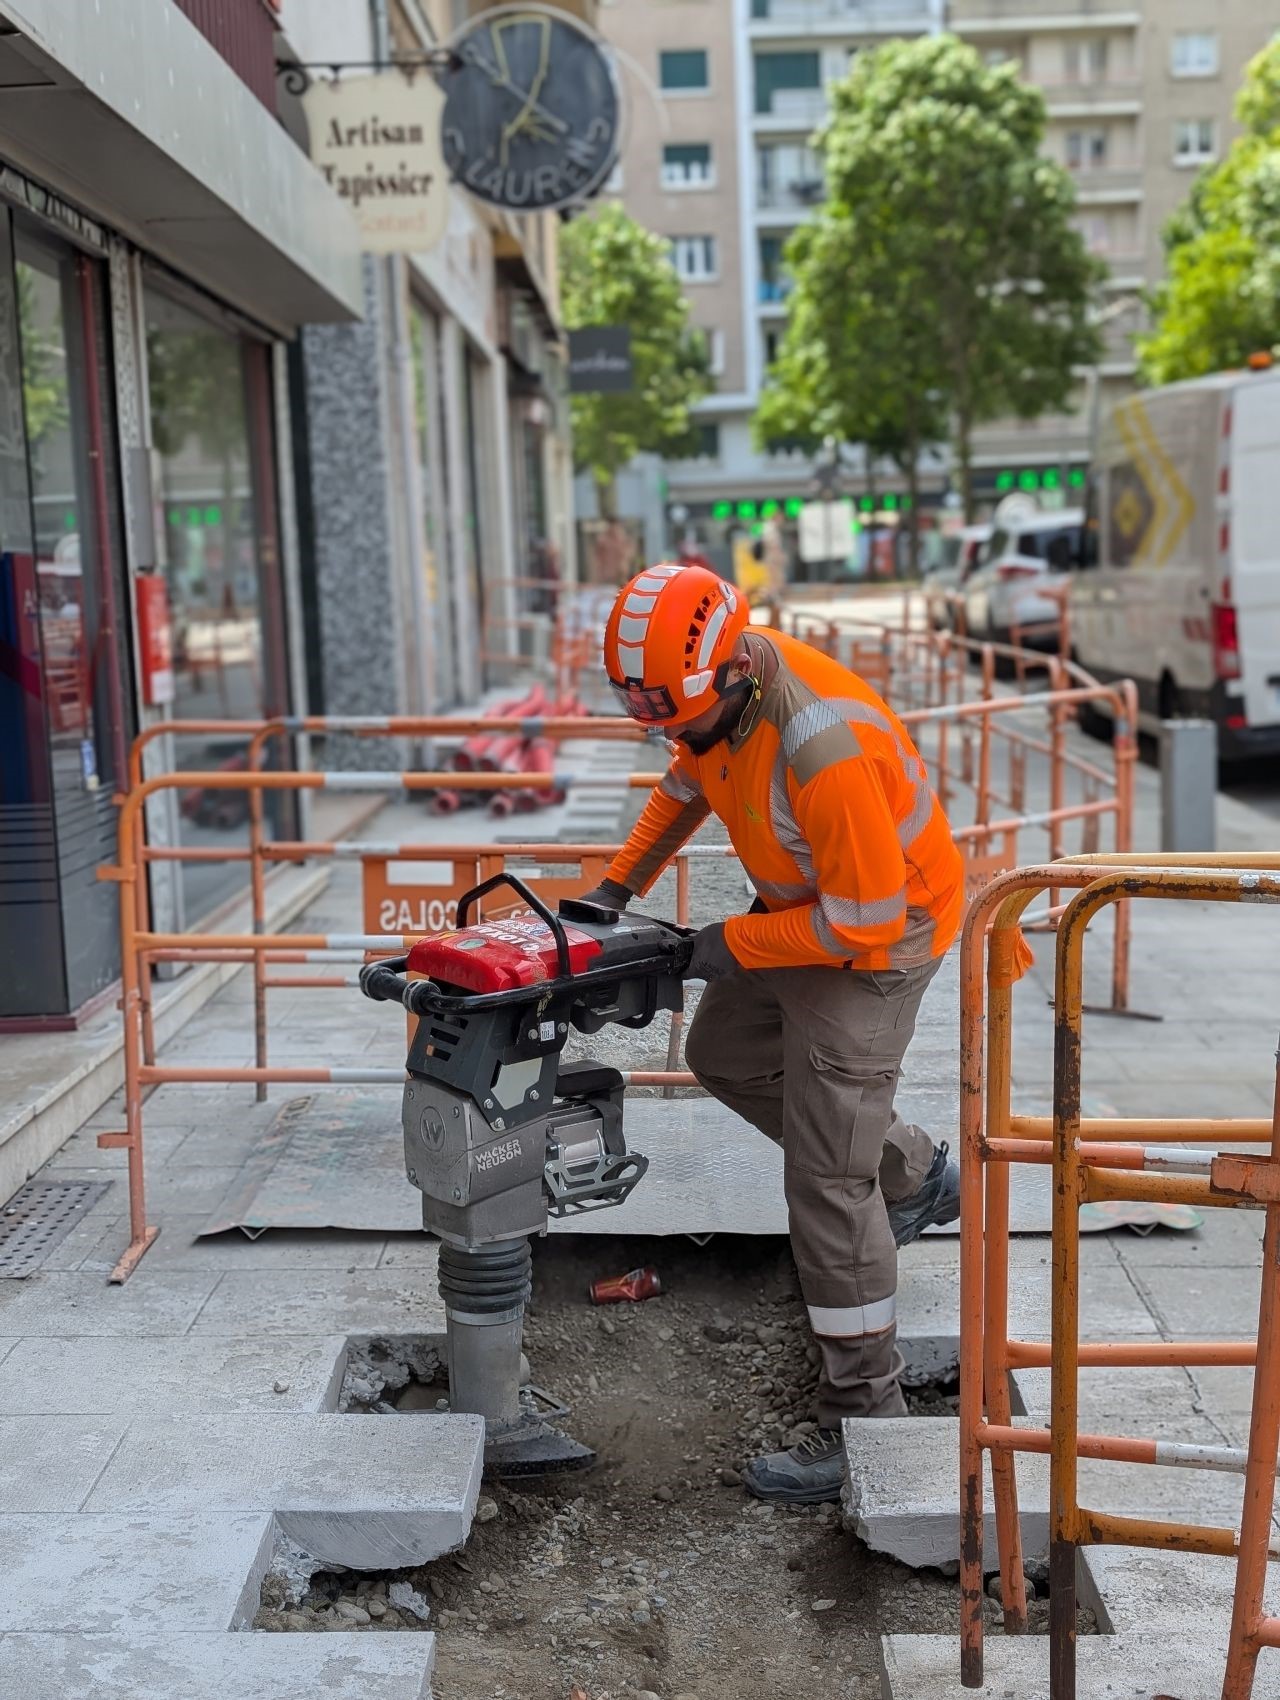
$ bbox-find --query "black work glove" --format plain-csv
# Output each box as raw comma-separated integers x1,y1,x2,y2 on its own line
685,921,739,982
577,876,632,912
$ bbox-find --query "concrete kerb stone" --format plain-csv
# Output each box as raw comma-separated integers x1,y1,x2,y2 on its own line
1077,1543,1247,1638
0,1631,435,1700
879,1631,1232,1700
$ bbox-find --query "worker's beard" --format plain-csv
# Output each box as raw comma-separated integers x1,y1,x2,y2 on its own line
676,680,754,756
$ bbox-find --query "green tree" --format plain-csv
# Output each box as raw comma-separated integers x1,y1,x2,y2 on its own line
754,214,947,571
560,203,710,518
756,36,1102,520
1140,37,1280,384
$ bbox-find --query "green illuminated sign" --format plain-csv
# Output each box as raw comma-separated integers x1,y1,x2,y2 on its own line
859,496,874,513
1068,467,1087,488
736,500,758,520
882,493,899,512
1042,469,1061,490
204,504,222,527
784,497,803,518
711,501,733,520
762,500,781,519
1018,470,1040,492
995,471,1015,493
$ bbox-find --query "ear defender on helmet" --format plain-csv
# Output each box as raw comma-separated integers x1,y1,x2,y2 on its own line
604,563,750,727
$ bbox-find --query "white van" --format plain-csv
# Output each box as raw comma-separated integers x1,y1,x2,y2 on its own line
1072,367,1280,761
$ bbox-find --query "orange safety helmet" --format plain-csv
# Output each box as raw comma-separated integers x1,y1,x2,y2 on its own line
604,562,749,726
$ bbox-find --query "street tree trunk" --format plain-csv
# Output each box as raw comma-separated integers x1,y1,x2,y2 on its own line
904,444,921,578
594,469,619,521
955,405,975,523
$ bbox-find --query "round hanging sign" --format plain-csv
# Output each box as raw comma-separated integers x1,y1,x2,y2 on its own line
441,6,621,213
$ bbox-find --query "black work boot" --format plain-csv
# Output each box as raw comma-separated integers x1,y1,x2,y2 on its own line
887,1141,960,1248
741,1427,845,1504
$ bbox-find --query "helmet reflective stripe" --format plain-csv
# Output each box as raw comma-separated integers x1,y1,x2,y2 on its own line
636,567,680,592
623,591,658,615
697,601,730,670
615,643,646,677
617,614,650,646
683,667,714,698
719,580,738,611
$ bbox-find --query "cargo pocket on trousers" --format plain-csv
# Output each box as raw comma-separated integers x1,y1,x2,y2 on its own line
794,1043,897,1179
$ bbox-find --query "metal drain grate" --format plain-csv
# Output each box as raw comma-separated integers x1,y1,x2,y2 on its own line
0,1180,111,1278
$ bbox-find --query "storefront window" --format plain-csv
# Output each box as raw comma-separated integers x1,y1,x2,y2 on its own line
0,215,130,1018
145,285,289,920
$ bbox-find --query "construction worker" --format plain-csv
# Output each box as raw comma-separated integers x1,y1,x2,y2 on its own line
581,562,964,1504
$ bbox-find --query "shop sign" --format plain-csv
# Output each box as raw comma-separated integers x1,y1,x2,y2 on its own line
441,8,621,212
568,327,632,393
305,74,448,254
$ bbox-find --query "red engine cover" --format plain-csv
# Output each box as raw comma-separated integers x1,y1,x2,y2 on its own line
406,915,603,993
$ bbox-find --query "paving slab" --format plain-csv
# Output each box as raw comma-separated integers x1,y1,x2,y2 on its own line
0,1417,128,1512
0,1271,220,1337
78,1216,388,1275
879,1632,1232,1700
0,1335,348,1414
1079,1542,1269,1636
82,1411,483,1569
1009,1364,1215,1438
0,1512,273,1631
0,1631,434,1700
842,1416,1049,1571
189,1268,445,1336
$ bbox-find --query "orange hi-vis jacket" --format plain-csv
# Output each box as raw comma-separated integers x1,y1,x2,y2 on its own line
606,629,964,972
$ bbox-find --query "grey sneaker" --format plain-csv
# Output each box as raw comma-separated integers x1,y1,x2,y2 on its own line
887,1142,961,1248
742,1426,845,1504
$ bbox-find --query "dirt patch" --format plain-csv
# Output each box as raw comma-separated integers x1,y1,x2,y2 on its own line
257,1233,1094,1699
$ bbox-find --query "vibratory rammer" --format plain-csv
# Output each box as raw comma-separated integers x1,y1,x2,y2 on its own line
361,875,691,1473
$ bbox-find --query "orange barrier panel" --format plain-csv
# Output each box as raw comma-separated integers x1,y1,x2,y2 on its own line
956,854,1280,1699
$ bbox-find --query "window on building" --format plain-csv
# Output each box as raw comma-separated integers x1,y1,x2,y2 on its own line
753,51,820,117
1174,118,1217,165
757,143,823,208
764,328,781,368
759,235,790,301
1065,129,1108,169
690,326,726,377
694,423,720,460
1171,32,1219,77
670,235,717,281
1064,37,1110,83
662,143,713,188
1073,213,1111,254
660,49,709,92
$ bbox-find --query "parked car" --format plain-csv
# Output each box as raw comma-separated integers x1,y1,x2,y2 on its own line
961,511,1084,647
1071,367,1280,762
921,524,991,629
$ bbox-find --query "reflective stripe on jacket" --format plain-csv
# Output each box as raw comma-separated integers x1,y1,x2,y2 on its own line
605,629,964,971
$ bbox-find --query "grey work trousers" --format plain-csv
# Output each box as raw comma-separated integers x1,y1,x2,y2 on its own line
684,957,941,1426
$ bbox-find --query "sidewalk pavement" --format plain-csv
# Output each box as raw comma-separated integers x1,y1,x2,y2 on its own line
0,718,1277,1694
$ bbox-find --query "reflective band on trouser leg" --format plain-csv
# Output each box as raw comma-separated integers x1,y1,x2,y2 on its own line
807,1296,897,1337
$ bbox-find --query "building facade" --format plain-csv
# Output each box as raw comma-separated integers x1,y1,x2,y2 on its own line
0,0,585,1024
596,0,1280,563
0,0,362,1024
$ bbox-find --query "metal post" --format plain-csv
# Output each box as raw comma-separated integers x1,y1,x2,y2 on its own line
1159,719,1217,853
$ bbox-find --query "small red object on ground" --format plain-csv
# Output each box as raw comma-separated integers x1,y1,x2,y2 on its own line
589,1266,663,1304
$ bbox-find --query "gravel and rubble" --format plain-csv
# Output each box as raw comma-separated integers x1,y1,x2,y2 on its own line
254,1234,1094,1699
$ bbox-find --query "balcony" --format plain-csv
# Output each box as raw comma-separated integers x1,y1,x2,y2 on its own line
1066,165,1143,203
1043,79,1142,117
756,176,826,218
951,1,1140,33
753,87,829,132
750,0,939,33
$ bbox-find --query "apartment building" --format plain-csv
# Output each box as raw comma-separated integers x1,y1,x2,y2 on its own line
596,0,1279,562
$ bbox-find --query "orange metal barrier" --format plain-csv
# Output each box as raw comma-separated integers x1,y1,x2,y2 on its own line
957,854,1280,1699
99,632,1136,1279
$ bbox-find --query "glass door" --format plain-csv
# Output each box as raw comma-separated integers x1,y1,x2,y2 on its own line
0,214,130,1018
